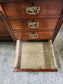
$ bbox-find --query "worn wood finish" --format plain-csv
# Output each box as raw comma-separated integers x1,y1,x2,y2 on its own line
0,5,12,40
13,40,57,72
52,14,63,43
3,0,63,19
0,0,38,2
10,18,58,31
0,18,11,37
0,0,62,72
0,36,11,40
13,31,54,40
0,4,5,16
14,69,57,72
0,0,35,2
0,0,62,41
0,0,62,2
13,40,21,69
0,4,16,41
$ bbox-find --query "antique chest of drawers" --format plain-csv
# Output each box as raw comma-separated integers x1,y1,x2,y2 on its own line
0,0,63,72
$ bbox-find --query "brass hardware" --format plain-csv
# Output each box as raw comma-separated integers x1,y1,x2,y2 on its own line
29,34,38,39
26,6,40,15
28,22,39,28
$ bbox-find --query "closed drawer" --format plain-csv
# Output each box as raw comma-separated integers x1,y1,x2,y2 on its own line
3,0,62,19
13,31,54,40
10,18,58,30
13,40,57,72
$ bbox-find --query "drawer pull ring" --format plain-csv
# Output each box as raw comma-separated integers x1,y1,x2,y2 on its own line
28,22,39,28
26,6,40,15
29,34,38,39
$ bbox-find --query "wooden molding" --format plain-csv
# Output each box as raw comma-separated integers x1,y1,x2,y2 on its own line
13,69,57,72
0,4,16,41
0,4,6,16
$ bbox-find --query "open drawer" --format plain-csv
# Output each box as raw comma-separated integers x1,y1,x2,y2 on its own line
13,40,57,72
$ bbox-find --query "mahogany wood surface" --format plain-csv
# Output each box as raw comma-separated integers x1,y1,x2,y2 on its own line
0,0,63,41
3,0,63,19
0,4,6,16
52,13,63,43
13,31,54,40
10,18,58,31
0,0,62,3
0,0,40,2
0,36,11,40
0,5,11,40
0,4,16,41
14,69,57,72
0,18,10,36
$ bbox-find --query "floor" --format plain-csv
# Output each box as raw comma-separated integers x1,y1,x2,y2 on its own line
0,25,63,84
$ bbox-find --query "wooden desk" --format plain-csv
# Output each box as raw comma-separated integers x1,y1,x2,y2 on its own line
0,0,63,72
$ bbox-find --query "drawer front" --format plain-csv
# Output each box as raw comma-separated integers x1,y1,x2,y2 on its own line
3,1,62,19
10,18,58,30
13,31,54,40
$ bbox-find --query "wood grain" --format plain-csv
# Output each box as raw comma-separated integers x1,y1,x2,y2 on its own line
0,0,32,2
52,14,63,42
0,4,6,16
0,36,11,40
0,17,12,40
3,0,63,19
0,4,16,41
14,69,57,72
13,31,54,40
0,0,63,3
21,41,56,69
0,0,63,41
10,18,58,31
13,40,57,72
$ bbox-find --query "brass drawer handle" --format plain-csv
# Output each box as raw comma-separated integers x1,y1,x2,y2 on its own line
26,6,40,15
28,22,39,28
29,34,38,39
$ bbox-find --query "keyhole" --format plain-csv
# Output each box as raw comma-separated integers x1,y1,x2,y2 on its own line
62,10,63,14
32,19,35,22
31,2,34,6
32,32,35,34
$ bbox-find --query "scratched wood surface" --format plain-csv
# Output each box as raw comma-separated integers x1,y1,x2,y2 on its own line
21,41,56,69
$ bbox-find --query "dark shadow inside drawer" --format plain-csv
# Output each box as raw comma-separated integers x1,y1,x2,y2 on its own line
13,40,57,72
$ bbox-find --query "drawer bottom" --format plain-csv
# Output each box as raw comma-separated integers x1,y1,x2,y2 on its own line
13,40,57,72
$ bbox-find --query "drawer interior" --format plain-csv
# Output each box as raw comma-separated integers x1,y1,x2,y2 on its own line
13,40,57,72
